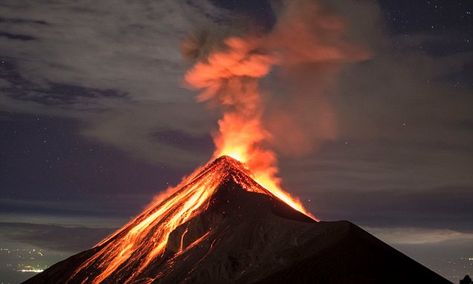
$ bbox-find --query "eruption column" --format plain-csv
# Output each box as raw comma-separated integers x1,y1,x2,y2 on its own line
185,37,313,217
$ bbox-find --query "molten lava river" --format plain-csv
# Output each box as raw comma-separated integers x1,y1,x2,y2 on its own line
70,155,314,283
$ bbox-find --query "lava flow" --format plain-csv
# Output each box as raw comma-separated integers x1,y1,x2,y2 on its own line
69,156,314,283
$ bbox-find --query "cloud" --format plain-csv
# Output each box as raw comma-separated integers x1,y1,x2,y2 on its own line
0,0,472,231
0,222,113,252
294,184,473,231
0,0,225,166
1,0,471,168
80,102,215,166
366,226,473,245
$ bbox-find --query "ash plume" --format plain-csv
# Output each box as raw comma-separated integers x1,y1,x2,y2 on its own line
183,0,368,179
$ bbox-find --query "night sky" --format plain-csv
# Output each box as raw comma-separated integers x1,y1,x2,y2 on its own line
1,0,472,283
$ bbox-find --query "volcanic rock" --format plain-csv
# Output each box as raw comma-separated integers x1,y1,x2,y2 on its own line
25,156,450,283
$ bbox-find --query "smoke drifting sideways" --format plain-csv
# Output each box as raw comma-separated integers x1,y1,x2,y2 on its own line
183,0,369,185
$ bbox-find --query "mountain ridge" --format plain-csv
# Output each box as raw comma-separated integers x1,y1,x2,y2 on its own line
24,156,450,283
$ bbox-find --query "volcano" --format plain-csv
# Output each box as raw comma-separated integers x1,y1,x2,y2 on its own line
25,156,449,283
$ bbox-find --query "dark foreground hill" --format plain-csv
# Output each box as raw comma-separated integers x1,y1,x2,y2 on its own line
25,156,450,283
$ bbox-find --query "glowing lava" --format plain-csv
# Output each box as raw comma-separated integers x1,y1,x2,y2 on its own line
70,156,314,283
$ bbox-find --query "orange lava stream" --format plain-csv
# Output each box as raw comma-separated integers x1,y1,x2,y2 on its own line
71,157,291,283
212,113,314,218
213,124,315,218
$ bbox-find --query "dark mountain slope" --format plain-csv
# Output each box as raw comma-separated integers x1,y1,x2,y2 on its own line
25,156,449,283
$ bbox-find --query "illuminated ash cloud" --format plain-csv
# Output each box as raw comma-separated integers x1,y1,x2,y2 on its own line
184,0,368,214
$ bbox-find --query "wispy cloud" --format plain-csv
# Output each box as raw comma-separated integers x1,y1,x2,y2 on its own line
0,222,113,252
1,0,471,169
0,0,223,166
366,226,473,245
0,0,472,230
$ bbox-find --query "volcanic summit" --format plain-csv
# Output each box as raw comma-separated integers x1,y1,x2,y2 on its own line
25,156,449,284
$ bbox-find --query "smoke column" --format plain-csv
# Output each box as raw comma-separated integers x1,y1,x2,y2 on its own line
184,0,368,212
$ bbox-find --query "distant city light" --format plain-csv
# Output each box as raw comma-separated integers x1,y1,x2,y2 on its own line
18,268,44,273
